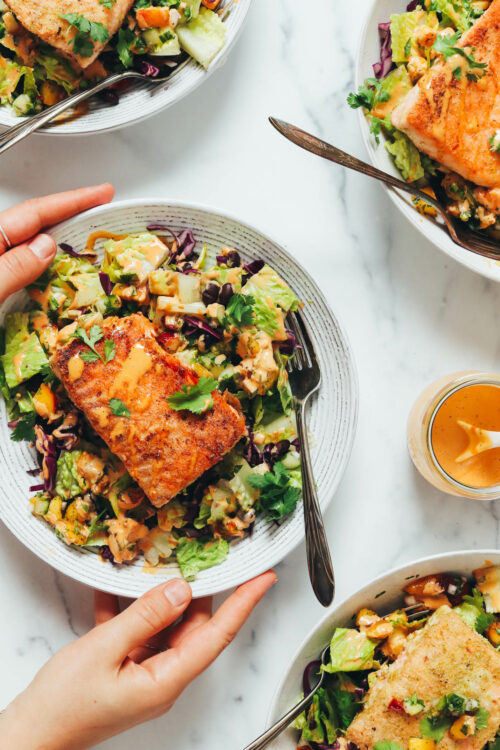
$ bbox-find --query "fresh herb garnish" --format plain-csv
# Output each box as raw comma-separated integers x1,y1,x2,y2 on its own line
87,510,108,541
224,293,255,327
60,13,109,57
116,27,137,68
420,713,454,741
11,412,36,442
247,461,301,520
489,133,500,154
433,33,488,82
109,398,131,418
167,376,218,414
72,326,115,363
98,0,116,6
347,78,391,111
373,743,404,750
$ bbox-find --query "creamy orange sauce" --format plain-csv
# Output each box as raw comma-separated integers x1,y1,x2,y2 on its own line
144,236,168,265
13,352,25,381
68,354,84,383
32,312,49,332
85,230,128,253
110,343,152,398
431,384,500,488
29,285,51,311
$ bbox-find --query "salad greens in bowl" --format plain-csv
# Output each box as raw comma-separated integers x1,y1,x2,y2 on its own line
266,550,500,750
354,0,500,281
0,0,251,134
0,200,358,598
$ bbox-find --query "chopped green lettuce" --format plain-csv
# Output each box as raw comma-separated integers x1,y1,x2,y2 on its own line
176,536,229,580
55,451,87,500
390,10,438,63
102,233,169,284
228,459,265,510
454,589,494,633
1,313,49,388
428,0,475,33
176,7,226,69
323,628,376,673
243,265,298,313
35,50,80,94
386,131,425,183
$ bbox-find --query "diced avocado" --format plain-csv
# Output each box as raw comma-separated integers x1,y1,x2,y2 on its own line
55,451,87,500
322,628,376,673
143,27,181,56
390,10,438,63
70,274,106,309
176,7,226,69
102,233,169,284
473,565,500,613
1,312,49,389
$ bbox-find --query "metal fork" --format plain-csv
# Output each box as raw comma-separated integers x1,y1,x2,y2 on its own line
242,602,431,750
269,117,500,260
287,311,334,608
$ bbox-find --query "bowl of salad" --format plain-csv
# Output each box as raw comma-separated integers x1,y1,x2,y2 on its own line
0,0,251,135
352,0,500,281
267,549,500,750
0,200,358,598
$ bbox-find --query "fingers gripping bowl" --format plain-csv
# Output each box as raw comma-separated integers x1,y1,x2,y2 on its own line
267,550,500,750
0,201,358,598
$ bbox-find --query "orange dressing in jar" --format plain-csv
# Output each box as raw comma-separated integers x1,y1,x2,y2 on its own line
408,372,500,500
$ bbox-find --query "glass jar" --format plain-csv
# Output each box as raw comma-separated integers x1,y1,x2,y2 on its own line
407,371,500,500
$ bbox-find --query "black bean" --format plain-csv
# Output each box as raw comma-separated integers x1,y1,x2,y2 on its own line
225,250,241,268
202,282,220,306
219,283,234,306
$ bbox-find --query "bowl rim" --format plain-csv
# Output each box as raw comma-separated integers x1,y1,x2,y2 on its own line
266,547,500,728
0,0,252,137
0,197,359,598
354,0,500,282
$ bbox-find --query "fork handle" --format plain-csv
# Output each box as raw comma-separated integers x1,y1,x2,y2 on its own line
296,398,335,607
241,687,317,750
0,70,138,155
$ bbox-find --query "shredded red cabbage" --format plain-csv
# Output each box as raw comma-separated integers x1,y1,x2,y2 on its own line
373,22,394,79
34,425,58,492
59,242,97,261
279,329,302,357
302,659,322,695
176,229,196,259
99,272,113,296
406,0,419,8
138,60,160,77
29,482,45,492
243,259,265,277
182,316,222,341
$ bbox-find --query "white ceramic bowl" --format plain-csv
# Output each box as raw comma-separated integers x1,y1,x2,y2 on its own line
0,199,358,598
356,0,500,281
267,549,500,749
0,1,251,136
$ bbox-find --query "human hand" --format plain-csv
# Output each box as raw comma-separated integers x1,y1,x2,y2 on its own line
0,184,114,303
0,571,277,750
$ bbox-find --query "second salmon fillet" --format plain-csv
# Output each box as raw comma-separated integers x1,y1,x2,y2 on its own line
52,314,246,507
391,0,500,190
5,0,134,68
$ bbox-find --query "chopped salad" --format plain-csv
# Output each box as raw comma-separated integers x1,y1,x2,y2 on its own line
296,565,500,749
0,0,227,117
348,0,499,234
0,226,302,579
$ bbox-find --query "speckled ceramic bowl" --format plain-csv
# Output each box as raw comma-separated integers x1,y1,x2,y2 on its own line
267,549,500,749
0,199,358,598
0,0,251,136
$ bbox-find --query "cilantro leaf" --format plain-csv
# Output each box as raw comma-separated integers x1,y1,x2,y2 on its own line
224,294,255,328
433,33,488,81
247,461,301,521
99,0,116,6
167,376,218,414
476,610,495,634
80,350,100,363
11,412,36,442
109,398,130,418
59,13,109,57
116,28,136,68
489,133,500,154
347,77,391,112
420,713,454,742
476,706,490,731
103,338,116,363
373,743,404,750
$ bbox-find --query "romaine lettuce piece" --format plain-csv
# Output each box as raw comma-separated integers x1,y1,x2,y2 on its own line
35,51,79,94
323,628,376,673
243,265,299,313
371,67,413,119
55,451,87,500
228,459,266,510
70,274,106,309
386,131,424,183
103,233,169,284
473,565,500,613
428,0,474,33
176,536,229,580
176,7,226,69
1,313,49,388
390,10,438,63
276,353,293,415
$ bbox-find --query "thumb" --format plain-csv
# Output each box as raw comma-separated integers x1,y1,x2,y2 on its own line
0,234,57,302
97,579,192,663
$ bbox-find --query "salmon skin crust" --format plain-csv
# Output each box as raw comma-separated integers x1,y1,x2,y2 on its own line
392,0,500,190
346,607,500,750
52,314,246,508
4,0,135,68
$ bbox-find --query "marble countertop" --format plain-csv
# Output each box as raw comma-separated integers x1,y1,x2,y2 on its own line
1,0,500,747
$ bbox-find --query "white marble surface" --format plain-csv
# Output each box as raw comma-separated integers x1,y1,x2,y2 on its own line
1,0,500,747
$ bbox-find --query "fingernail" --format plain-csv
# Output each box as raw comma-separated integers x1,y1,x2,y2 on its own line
164,579,190,607
29,233,55,260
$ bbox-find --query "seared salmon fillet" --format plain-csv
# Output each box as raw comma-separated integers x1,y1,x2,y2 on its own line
5,0,134,68
391,0,500,190
52,314,246,507
346,607,500,749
